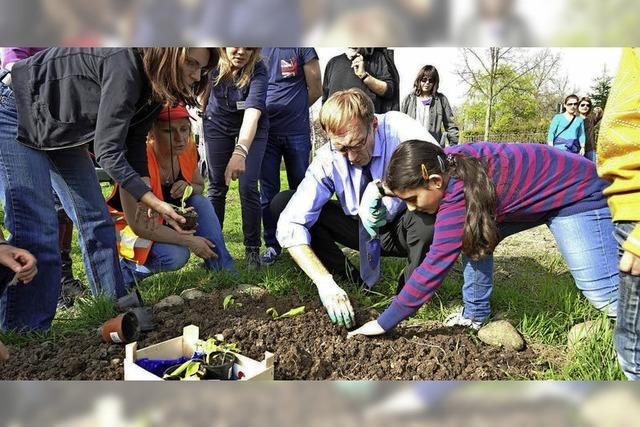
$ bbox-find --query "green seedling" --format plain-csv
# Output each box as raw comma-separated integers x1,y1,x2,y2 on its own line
223,294,242,310
167,359,202,381
181,185,194,209
199,337,241,363
266,306,305,320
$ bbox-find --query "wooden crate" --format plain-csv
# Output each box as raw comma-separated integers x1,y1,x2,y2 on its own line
124,325,274,381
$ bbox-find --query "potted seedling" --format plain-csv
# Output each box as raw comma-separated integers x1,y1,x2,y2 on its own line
162,337,240,381
171,185,198,231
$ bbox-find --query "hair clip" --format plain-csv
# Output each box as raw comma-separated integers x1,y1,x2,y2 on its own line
446,153,457,168
420,163,429,178
437,155,445,172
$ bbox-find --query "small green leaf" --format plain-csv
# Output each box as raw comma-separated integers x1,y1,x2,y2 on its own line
184,361,201,379
278,306,306,319
181,185,194,209
223,294,235,310
266,307,279,318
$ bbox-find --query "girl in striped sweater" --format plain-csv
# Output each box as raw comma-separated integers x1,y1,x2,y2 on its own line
349,141,620,336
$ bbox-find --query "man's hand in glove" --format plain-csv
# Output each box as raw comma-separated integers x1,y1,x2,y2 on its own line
359,180,387,237
315,275,355,328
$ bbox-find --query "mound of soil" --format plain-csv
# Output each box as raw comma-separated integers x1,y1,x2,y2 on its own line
0,292,544,380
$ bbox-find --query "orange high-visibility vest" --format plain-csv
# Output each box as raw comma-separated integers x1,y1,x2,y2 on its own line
105,140,198,265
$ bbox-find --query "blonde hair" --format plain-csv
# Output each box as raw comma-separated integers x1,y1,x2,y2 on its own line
214,48,262,89
141,48,218,108
319,88,375,135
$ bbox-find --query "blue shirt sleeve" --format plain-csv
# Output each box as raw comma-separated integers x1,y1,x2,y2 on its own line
547,115,559,143
299,48,318,64
244,60,268,113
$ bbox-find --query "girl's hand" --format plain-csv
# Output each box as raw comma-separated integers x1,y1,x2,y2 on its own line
0,245,38,284
347,320,386,338
170,180,189,200
224,153,246,185
185,236,217,260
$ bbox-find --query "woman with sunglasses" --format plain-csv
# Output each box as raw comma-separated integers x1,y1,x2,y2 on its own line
203,48,268,270
547,94,586,155
401,65,459,147
578,96,604,162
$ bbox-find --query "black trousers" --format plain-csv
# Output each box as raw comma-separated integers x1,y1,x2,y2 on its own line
271,190,436,284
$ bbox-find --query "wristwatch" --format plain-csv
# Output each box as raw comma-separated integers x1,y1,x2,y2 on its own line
360,72,370,82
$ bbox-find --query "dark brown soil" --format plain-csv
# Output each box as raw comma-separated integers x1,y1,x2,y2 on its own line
174,206,198,231
0,292,544,380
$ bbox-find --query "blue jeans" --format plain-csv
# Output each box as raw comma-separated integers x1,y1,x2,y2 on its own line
203,118,267,249
462,207,619,321
260,132,311,251
120,194,236,285
613,221,640,380
0,77,125,332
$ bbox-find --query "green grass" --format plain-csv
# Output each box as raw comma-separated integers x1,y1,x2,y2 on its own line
0,172,625,380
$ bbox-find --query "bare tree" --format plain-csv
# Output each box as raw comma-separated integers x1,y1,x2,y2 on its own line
458,48,559,140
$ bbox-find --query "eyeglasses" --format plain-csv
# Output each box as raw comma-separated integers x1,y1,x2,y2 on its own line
579,103,591,108
185,56,208,77
420,78,434,84
566,102,578,106
331,126,370,154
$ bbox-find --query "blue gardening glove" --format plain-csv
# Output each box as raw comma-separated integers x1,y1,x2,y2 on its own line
315,275,355,328
359,180,387,238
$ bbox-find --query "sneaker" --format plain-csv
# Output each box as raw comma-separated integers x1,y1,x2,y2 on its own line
444,308,483,330
260,246,280,266
245,247,261,271
57,278,86,309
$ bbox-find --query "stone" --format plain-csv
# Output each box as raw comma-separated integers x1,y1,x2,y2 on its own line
154,295,185,310
567,320,608,350
111,357,122,366
478,320,525,351
236,283,267,298
180,288,206,300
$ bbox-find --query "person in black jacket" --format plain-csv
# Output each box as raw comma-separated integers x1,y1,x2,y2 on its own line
401,65,459,147
322,48,398,114
0,47,217,332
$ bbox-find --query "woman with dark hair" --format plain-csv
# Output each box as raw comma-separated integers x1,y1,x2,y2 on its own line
203,47,269,270
348,141,619,336
401,65,459,146
547,94,586,154
0,47,218,332
578,96,604,162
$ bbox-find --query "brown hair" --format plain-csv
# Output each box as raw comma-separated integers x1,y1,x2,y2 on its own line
579,96,593,111
319,88,375,135
386,140,499,260
214,48,262,89
564,94,579,104
412,65,440,97
140,48,219,108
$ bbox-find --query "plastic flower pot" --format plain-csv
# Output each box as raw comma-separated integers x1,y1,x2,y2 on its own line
199,352,237,380
99,311,140,344
173,207,198,231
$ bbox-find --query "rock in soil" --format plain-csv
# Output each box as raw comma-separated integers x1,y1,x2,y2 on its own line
0,292,542,380
478,320,525,351
567,319,609,350
235,284,268,299
180,288,206,301
154,295,185,309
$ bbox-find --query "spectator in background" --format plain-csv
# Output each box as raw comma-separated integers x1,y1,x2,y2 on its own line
203,48,268,270
547,94,586,155
597,48,640,381
259,48,322,266
1,48,84,309
401,65,459,147
0,234,37,362
322,48,398,114
579,96,604,162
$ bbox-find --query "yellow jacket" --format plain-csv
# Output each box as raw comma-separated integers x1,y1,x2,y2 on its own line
597,48,640,257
